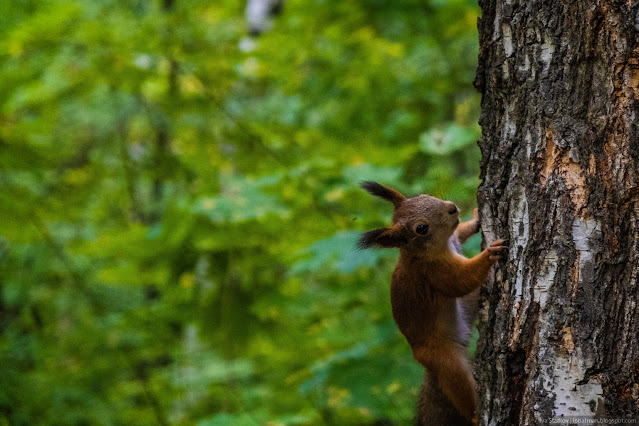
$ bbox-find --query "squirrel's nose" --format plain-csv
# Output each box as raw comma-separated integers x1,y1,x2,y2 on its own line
447,202,458,215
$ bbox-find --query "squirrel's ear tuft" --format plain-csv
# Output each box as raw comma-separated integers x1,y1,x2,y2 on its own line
360,181,406,208
357,227,406,249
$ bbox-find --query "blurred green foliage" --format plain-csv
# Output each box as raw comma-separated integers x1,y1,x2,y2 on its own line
0,0,482,424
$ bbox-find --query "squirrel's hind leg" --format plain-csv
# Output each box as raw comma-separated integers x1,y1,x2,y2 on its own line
417,370,474,426
412,340,478,424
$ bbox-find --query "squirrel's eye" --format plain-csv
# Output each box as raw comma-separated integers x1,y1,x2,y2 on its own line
415,224,429,235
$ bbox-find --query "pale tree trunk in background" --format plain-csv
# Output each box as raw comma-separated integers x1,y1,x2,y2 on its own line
474,0,639,424
245,0,283,36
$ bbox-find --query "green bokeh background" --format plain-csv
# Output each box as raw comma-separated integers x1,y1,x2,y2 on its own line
0,0,483,424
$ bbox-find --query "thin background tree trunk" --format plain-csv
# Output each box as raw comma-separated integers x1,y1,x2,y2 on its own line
474,0,639,424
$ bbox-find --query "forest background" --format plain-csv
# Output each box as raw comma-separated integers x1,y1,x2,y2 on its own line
0,0,485,424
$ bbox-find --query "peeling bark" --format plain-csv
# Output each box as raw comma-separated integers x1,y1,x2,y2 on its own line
475,0,639,424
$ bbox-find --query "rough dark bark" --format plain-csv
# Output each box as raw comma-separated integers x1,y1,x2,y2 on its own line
475,0,639,424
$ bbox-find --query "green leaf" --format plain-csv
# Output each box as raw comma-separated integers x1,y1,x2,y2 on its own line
290,231,387,274
419,123,480,155
198,413,257,426
192,174,289,223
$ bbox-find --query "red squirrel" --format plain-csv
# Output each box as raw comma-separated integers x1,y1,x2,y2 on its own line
358,181,505,425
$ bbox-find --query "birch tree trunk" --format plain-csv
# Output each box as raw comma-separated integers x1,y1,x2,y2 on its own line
474,0,639,424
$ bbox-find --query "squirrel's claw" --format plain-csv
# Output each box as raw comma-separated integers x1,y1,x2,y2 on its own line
487,239,507,251
487,239,507,261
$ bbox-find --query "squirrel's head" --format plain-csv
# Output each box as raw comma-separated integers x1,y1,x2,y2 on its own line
357,181,459,251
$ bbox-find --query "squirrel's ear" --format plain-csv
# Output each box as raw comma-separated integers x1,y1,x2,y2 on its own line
357,226,406,249
360,181,406,208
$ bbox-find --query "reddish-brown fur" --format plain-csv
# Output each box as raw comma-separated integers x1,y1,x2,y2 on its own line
358,182,505,424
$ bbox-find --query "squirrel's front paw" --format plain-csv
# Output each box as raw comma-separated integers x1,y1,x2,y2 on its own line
470,208,480,234
487,239,507,261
